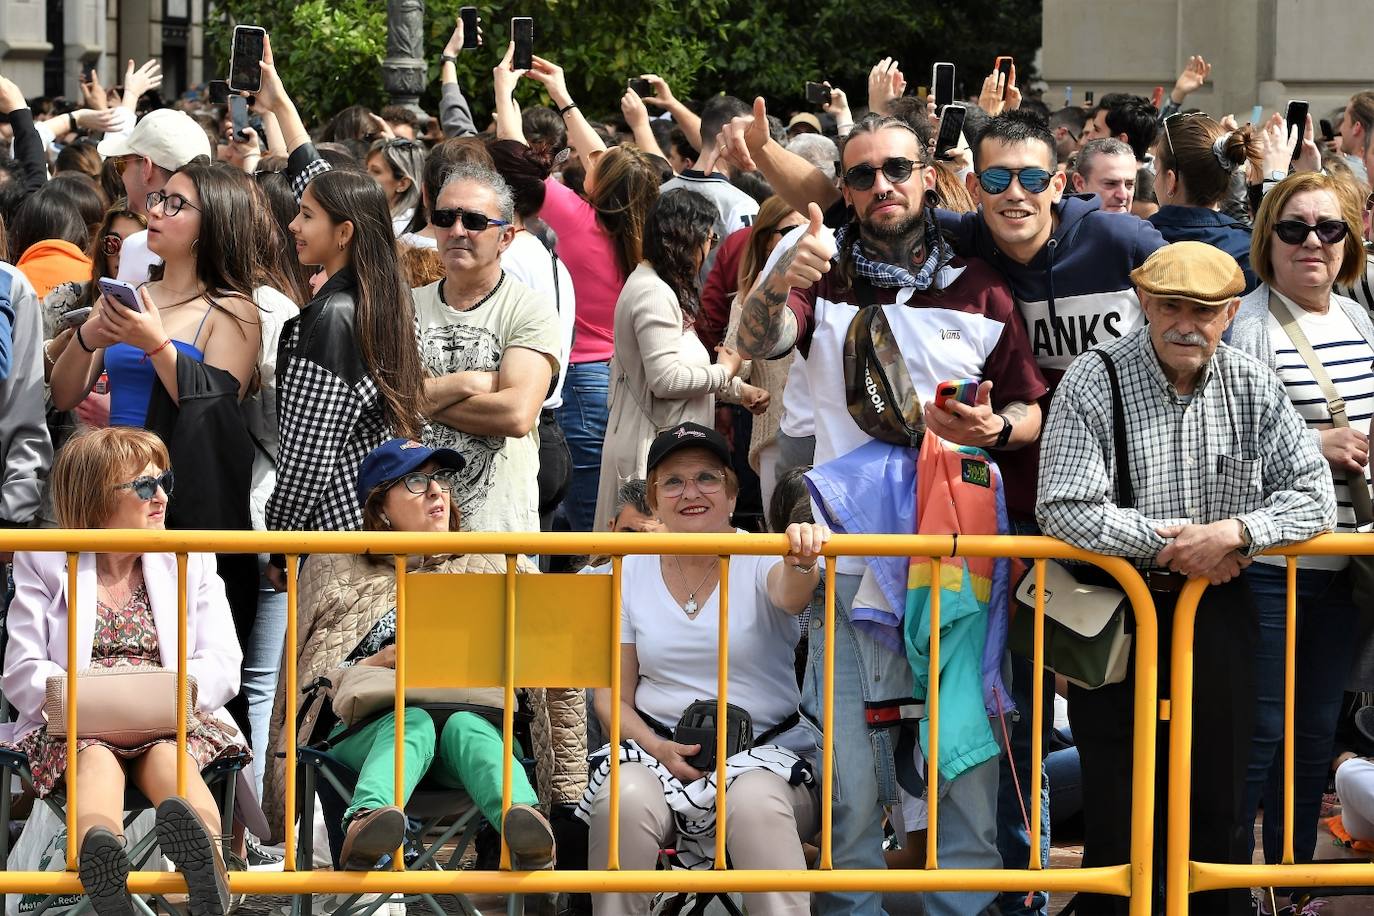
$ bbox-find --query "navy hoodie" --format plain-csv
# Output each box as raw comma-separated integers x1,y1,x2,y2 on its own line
935,195,1165,517
1148,204,1257,294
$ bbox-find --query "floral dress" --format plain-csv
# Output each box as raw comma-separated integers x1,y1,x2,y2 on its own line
15,585,247,798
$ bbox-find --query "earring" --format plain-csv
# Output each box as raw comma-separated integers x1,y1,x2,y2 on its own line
337,241,345,251
923,188,941,208
190,238,199,252
380,514,392,528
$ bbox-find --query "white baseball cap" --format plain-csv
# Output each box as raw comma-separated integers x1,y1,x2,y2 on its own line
98,108,212,172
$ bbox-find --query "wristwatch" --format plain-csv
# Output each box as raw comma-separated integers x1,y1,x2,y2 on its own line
440,53,459,63
1237,518,1254,554
1265,169,1287,183
993,414,1013,449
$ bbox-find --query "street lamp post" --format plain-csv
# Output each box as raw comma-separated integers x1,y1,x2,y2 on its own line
382,0,427,116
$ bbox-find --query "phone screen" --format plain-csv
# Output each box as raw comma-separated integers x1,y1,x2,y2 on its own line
629,78,652,98
932,63,955,113
229,95,249,140
1085,90,1095,107
511,18,533,71
934,104,966,160
995,56,1013,100
1286,100,1309,160
229,26,266,93
805,81,829,106
460,8,479,49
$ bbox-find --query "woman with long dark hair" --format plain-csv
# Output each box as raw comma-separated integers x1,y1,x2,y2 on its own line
591,188,760,528
252,37,425,545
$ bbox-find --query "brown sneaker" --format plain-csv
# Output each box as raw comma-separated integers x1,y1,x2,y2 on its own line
155,797,230,916
339,806,407,870
503,804,556,871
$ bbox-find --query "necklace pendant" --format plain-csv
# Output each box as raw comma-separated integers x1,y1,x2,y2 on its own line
684,597,698,616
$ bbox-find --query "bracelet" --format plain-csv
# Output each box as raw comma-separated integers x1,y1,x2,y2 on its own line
75,325,96,354
440,53,459,64
142,338,172,361
558,101,578,116
791,561,817,574
42,339,57,365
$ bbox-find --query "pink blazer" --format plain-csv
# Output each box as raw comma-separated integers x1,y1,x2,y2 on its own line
1,551,243,743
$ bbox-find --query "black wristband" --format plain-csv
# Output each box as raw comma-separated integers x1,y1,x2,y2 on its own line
75,324,95,353
440,54,459,63
993,414,1013,449
558,101,578,116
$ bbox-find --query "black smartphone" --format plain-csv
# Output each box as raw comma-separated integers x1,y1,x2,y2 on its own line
805,81,829,107
460,7,479,49
1320,118,1336,142
932,62,955,113
511,17,533,71
229,94,249,141
1286,99,1309,160
628,77,652,98
229,25,266,93
208,79,230,104
1084,89,1095,107
81,61,96,83
934,103,967,161
994,55,1013,100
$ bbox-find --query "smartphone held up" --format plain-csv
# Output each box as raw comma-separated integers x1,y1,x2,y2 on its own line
511,17,534,71
228,25,266,93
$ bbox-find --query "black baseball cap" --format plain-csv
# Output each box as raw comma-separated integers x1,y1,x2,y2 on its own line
646,422,731,472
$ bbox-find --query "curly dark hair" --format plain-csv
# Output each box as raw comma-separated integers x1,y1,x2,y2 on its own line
641,188,717,320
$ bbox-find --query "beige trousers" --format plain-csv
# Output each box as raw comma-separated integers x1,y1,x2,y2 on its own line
586,762,819,915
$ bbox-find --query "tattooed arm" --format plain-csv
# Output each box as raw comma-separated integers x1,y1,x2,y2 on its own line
737,204,835,360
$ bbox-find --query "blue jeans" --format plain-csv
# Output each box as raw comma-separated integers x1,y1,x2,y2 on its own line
247,557,288,796
555,361,609,532
804,573,999,916
1242,561,1359,863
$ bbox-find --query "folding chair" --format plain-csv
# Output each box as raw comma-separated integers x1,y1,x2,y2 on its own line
286,564,615,916
0,747,249,916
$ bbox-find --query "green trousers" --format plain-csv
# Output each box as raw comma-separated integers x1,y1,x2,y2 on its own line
329,707,537,829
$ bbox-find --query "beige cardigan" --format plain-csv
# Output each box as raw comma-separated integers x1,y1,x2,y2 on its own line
593,263,742,526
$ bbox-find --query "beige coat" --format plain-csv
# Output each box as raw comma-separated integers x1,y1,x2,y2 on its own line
593,263,743,527
262,551,587,843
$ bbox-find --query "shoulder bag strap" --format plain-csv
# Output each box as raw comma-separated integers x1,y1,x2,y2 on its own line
1268,297,1374,525
1089,348,1134,510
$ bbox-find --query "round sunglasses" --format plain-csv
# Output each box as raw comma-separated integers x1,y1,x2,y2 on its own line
113,469,175,500
842,157,916,191
1273,219,1351,246
398,468,460,494
430,207,510,232
975,166,1053,195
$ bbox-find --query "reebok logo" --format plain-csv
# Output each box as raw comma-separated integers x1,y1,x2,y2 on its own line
864,370,886,413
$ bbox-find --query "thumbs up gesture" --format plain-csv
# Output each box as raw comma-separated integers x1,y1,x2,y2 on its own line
779,203,835,291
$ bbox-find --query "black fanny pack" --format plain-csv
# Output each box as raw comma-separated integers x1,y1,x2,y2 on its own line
639,701,800,771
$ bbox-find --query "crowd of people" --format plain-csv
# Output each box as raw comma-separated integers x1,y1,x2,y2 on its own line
0,21,1373,916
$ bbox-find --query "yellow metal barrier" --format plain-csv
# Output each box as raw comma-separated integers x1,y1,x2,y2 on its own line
1166,533,1374,914
0,530,1157,911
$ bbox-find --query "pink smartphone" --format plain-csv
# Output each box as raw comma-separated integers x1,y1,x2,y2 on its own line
935,378,979,411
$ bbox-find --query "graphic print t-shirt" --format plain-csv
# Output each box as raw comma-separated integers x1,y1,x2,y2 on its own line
412,274,559,533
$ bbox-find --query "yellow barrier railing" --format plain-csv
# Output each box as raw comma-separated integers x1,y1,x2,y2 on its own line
1166,533,1374,914
0,530,1158,911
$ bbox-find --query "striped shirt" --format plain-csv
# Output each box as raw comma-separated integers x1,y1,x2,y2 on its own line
1036,327,1335,566
1338,250,1374,314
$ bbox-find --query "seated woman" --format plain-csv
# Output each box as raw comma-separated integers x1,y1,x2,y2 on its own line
264,438,560,871
582,422,828,916
3,427,244,916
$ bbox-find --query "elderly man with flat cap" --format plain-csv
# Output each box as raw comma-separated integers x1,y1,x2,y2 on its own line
1037,241,1336,915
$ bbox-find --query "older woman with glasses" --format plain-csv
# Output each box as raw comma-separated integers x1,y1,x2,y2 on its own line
3,427,244,916
1230,171,1374,867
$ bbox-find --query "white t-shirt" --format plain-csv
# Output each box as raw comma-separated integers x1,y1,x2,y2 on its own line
115,230,161,284
412,273,560,534
501,230,576,410
1259,291,1374,570
621,544,812,756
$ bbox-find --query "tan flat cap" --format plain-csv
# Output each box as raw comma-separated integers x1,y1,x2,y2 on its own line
1130,241,1245,306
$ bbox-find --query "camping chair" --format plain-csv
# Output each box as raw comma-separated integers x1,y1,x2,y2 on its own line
0,747,250,915
288,564,615,916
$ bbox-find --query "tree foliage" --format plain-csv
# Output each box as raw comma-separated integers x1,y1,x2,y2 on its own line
208,0,1042,127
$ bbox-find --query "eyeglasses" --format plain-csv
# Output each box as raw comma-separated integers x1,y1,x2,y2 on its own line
384,138,422,150
842,157,916,191
430,207,511,232
975,166,1054,195
1273,218,1352,245
656,470,726,498
102,233,125,256
146,190,202,217
113,469,175,500
398,468,460,494
1364,191,1374,212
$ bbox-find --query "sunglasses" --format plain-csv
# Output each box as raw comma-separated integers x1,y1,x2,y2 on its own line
111,154,140,176
430,207,511,232
656,469,726,498
975,166,1054,195
399,468,460,494
102,233,124,256
843,157,916,191
113,469,175,500
1364,191,1373,212
146,190,202,217
1273,219,1351,246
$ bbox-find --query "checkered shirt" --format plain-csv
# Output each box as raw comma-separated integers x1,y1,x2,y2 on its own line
1036,326,1335,565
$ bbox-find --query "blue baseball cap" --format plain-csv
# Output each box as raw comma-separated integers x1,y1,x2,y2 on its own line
356,438,465,506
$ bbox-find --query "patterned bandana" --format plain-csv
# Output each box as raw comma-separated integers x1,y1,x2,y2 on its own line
838,212,953,291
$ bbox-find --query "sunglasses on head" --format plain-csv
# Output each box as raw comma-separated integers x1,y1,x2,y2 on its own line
843,157,916,191
430,207,511,232
975,166,1054,195
1273,219,1351,246
113,469,174,500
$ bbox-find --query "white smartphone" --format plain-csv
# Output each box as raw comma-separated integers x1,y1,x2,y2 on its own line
97,277,143,312
59,306,93,329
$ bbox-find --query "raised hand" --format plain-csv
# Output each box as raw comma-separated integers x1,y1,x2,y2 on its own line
121,59,162,110
640,73,677,109
1171,55,1211,104
868,57,904,116
778,203,835,290
719,96,771,174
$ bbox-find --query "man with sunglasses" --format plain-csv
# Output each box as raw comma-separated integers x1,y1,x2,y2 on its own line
737,112,1047,916
96,108,212,285
411,163,558,536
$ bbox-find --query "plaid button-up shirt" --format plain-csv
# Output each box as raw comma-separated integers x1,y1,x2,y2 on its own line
1036,327,1335,565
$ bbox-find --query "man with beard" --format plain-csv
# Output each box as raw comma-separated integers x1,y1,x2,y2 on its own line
412,163,558,533
737,113,1048,916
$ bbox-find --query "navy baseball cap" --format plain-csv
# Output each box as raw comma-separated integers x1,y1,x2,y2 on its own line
356,438,465,506
646,422,731,472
